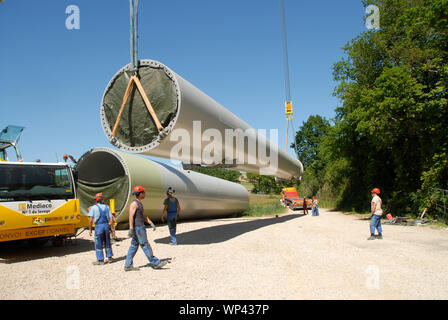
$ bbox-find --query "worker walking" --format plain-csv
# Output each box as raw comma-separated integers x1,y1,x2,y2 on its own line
368,188,384,240
161,187,181,245
88,193,114,265
303,197,308,215
312,196,320,216
124,186,168,271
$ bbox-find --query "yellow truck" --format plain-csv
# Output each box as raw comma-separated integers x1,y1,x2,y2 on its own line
0,126,117,245
0,160,89,245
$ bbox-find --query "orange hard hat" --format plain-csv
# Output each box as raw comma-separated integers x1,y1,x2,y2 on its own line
132,186,145,195
95,193,104,202
371,188,381,195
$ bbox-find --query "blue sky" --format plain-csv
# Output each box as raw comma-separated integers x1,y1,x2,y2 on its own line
0,0,367,164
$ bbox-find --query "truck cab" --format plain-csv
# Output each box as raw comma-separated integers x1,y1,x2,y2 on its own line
0,161,88,243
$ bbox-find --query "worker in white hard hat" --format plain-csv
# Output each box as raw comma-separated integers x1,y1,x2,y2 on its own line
161,187,181,245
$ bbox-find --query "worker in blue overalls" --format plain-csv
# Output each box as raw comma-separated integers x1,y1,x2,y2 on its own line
161,187,181,245
88,193,114,265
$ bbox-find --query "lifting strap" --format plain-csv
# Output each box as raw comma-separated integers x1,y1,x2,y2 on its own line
111,74,163,136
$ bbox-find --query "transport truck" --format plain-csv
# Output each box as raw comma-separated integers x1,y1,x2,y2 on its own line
281,187,312,211
0,160,90,245
0,125,90,245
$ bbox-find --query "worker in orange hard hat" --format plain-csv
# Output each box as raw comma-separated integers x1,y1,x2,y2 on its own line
88,192,114,265
368,188,383,240
124,186,167,271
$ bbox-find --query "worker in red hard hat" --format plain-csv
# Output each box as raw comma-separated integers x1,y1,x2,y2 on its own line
88,192,114,265
368,188,383,240
124,186,167,271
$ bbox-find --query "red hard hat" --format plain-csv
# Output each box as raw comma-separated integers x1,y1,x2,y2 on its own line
95,193,104,202
132,186,145,195
371,188,381,195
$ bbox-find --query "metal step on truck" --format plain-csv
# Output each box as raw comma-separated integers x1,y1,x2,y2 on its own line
0,125,90,246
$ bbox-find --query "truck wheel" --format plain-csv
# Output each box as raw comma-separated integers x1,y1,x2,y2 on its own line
27,238,49,247
52,237,64,247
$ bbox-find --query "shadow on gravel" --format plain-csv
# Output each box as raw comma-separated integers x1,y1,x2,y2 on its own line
140,257,173,269
357,217,372,221
0,238,94,264
154,214,304,245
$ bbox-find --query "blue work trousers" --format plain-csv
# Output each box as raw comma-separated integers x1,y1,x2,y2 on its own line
94,223,113,261
167,213,178,244
370,214,383,234
125,225,160,268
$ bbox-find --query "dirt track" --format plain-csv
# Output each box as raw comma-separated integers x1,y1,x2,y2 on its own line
1,208,448,300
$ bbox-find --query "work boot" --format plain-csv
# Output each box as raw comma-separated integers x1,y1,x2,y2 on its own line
106,257,115,264
152,260,168,269
367,235,376,241
124,266,140,272
92,260,105,265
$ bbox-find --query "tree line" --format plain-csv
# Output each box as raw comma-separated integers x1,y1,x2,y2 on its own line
191,167,297,195
293,0,447,218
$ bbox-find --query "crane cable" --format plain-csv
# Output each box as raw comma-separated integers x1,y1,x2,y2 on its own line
279,0,299,159
130,0,139,72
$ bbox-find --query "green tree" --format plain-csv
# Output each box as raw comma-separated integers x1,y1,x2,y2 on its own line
193,168,241,183
291,115,331,198
245,173,297,194
329,0,448,214
292,115,331,170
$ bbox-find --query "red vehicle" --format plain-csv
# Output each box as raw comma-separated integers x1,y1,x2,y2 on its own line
281,188,312,211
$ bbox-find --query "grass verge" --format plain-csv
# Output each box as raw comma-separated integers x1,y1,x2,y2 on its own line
239,193,287,217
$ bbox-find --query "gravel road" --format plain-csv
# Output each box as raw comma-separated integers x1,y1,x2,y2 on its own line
1,208,447,299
